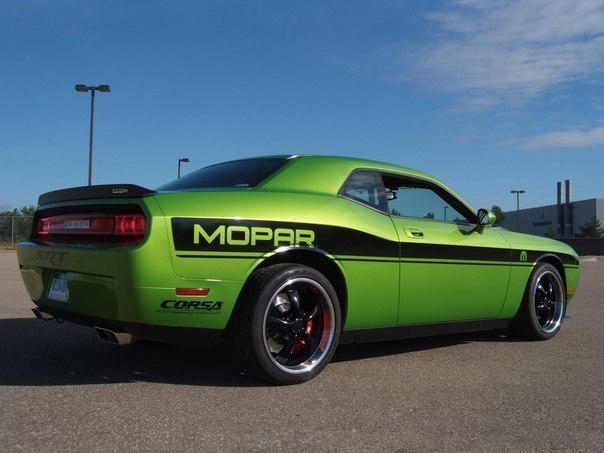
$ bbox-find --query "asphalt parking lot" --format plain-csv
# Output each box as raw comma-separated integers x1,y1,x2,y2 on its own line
0,250,602,452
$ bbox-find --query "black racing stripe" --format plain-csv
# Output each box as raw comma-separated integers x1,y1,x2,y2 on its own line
402,242,511,262
176,254,265,260
171,218,578,266
507,249,579,266
400,260,512,267
335,257,399,264
171,218,399,257
403,244,578,266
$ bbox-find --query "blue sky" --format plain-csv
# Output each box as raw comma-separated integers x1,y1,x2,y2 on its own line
2,0,603,212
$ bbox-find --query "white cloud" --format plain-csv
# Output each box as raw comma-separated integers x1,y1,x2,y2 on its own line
521,126,604,149
403,0,604,106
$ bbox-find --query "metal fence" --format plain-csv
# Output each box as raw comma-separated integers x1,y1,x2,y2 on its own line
560,238,604,256
0,217,33,248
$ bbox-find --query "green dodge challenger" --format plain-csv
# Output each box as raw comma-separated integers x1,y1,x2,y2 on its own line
17,155,580,384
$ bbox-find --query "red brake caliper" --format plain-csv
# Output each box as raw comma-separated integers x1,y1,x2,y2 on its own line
291,320,313,355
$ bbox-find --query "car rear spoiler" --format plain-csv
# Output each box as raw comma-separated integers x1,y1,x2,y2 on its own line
38,184,157,206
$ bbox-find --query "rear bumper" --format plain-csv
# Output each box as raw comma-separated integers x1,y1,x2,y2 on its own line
17,241,243,336
33,303,223,346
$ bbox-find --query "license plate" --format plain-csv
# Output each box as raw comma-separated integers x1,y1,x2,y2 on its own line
63,220,90,230
48,273,70,303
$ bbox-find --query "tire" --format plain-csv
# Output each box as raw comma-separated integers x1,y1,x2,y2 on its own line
513,262,566,341
228,264,341,385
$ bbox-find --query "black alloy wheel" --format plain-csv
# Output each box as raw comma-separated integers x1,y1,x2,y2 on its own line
514,262,566,340
228,264,341,384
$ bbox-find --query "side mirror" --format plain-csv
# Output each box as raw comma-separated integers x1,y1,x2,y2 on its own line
477,208,497,226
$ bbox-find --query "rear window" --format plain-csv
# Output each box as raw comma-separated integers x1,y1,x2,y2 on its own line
157,157,289,191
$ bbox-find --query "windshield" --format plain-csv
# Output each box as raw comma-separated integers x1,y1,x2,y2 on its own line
157,157,289,191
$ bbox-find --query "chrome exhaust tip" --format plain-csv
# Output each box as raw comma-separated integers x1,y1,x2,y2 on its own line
94,327,135,345
32,307,54,321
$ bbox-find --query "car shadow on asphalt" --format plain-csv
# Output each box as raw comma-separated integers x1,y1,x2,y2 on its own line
0,317,519,388
0,317,260,387
332,329,518,363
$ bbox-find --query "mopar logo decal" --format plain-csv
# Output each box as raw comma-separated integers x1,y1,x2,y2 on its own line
193,224,315,247
170,218,401,257
520,250,528,262
171,218,320,252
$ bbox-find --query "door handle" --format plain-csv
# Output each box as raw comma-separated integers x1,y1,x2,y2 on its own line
404,227,424,238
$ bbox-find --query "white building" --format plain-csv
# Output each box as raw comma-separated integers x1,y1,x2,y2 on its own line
502,198,604,237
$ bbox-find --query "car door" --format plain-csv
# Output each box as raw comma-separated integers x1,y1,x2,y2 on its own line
382,173,512,325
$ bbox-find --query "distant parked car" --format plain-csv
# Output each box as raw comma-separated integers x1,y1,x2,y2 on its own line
17,155,580,384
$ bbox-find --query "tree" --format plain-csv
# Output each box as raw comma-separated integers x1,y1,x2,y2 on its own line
491,205,506,226
0,205,35,245
20,205,35,217
579,217,604,238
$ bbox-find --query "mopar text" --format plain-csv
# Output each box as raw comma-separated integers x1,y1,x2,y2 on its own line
193,224,315,247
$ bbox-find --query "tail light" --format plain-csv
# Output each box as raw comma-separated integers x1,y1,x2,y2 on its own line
38,214,146,236
35,210,147,247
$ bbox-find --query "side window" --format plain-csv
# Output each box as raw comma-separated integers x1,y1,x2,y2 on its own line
383,175,472,223
339,171,387,212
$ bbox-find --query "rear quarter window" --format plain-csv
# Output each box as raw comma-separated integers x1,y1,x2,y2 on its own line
339,170,388,212
158,157,289,190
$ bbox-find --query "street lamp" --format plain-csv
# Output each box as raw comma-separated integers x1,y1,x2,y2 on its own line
510,189,525,232
178,158,190,178
75,84,111,186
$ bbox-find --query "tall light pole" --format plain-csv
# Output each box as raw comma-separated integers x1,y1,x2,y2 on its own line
178,158,190,178
510,189,525,232
75,84,111,186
